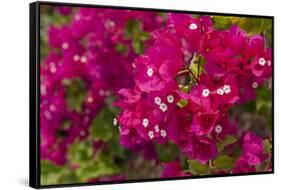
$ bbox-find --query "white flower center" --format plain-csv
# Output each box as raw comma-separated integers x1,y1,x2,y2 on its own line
202,89,210,97
73,54,80,61
258,57,266,66
252,82,258,89
147,68,153,77
223,85,231,94
155,125,160,132
50,64,56,74
217,88,224,95
44,111,52,120
160,129,167,138
142,118,149,128
154,97,161,105
87,96,93,103
148,131,154,139
41,84,47,95
80,130,86,136
49,104,56,112
62,42,69,50
113,118,118,126
189,23,198,30
159,103,168,112
215,125,223,134
132,62,136,68
167,95,174,103
80,56,87,63
75,14,81,20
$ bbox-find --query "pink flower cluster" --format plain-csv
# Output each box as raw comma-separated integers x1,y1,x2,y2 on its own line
40,7,163,165
233,132,269,173
116,13,272,167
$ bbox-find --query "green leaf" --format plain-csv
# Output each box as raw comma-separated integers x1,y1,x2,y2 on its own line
243,101,256,113
232,18,272,34
41,160,62,175
115,43,128,54
156,142,180,162
177,99,188,108
256,86,272,114
263,139,271,154
90,108,115,141
40,160,64,185
187,160,208,175
63,78,87,113
76,153,120,181
213,155,234,171
124,20,141,39
213,16,232,29
68,140,93,164
217,135,237,152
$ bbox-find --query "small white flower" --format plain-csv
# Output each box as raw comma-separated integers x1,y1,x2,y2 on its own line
252,82,258,89
80,130,86,136
142,118,149,128
258,57,266,66
62,42,69,50
49,104,56,112
80,56,87,63
159,103,168,112
267,60,272,66
50,65,56,73
113,118,118,126
147,68,153,77
73,54,80,61
75,14,81,20
87,96,93,103
189,23,198,30
118,126,122,132
167,95,174,103
105,19,116,28
223,85,231,94
154,97,161,105
99,90,105,96
132,62,136,68
49,62,56,73
217,88,224,95
44,111,52,120
215,125,223,134
160,129,167,138
155,125,160,133
148,131,154,139
202,89,210,97
41,84,47,95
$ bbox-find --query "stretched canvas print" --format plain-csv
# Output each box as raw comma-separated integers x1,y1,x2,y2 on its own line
30,1,274,188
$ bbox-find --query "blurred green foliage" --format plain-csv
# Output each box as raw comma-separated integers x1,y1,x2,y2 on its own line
62,78,87,113
124,20,151,54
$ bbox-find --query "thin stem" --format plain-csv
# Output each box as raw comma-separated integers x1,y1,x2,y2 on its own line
177,67,199,83
264,153,272,171
197,56,201,79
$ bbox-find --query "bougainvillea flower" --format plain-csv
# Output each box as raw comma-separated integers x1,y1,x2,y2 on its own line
161,161,186,178
241,132,267,165
191,111,219,136
182,134,218,164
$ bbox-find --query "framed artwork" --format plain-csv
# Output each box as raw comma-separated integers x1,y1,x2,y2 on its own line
30,1,274,188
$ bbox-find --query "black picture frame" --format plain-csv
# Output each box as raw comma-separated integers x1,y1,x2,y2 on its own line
29,1,274,189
